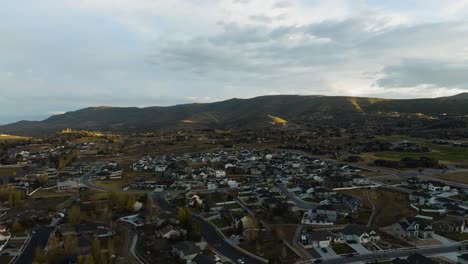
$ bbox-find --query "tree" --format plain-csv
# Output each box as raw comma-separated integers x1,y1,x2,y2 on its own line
8,189,21,206
63,235,79,256
177,207,192,229
91,238,101,261
32,247,47,264
37,174,48,185
68,205,81,225
190,221,201,241
107,239,115,260
81,254,95,264
125,195,137,212
11,221,23,233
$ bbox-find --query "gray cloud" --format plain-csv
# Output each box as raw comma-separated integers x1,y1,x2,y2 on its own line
376,59,468,89
2,0,468,123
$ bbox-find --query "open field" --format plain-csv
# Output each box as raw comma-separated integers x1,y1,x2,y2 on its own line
338,188,417,227
0,134,31,141
429,171,468,184
369,135,468,164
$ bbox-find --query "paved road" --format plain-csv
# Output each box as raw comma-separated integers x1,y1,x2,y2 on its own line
365,190,376,227
277,184,319,210
155,193,266,264
301,243,468,264
14,226,54,264
195,216,265,264
121,224,143,264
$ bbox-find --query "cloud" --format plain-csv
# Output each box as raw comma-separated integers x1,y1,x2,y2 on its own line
376,59,468,89
1,0,468,123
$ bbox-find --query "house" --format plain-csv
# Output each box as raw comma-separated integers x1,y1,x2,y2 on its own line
57,179,79,191
427,182,450,192
352,176,368,185
207,182,218,191
171,241,201,261
155,211,178,227
300,230,343,248
336,194,362,213
314,188,336,199
155,164,167,172
215,170,226,178
0,226,11,242
409,192,432,206
227,180,239,189
339,224,380,244
316,204,338,222
432,214,466,234
156,225,181,239
384,217,434,239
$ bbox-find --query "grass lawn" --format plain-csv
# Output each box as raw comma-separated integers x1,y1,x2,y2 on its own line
332,243,356,255
92,180,125,189
444,232,468,241
32,190,74,198
429,171,468,184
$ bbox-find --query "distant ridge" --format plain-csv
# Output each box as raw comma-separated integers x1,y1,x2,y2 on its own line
1,94,468,136
445,92,468,100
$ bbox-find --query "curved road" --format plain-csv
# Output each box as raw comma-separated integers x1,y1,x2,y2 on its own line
82,168,265,264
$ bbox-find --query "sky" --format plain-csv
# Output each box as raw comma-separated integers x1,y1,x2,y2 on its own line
1,0,468,123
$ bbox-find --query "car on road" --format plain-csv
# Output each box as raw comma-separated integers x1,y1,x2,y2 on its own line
237,259,245,264
321,248,328,253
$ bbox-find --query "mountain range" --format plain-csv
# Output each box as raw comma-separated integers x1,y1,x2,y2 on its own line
2,93,468,136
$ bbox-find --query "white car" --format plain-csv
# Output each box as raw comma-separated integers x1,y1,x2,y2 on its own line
237,259,245,264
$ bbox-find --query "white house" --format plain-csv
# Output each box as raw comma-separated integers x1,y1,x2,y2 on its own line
340,224,380,244
215,170,226,178
155,165,167,172
227,180,239,189
207,182,218,191
57,179,79,191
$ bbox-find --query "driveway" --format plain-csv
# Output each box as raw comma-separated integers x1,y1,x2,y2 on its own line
433,233,455,244
315,247,338,260
347,243,370,254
